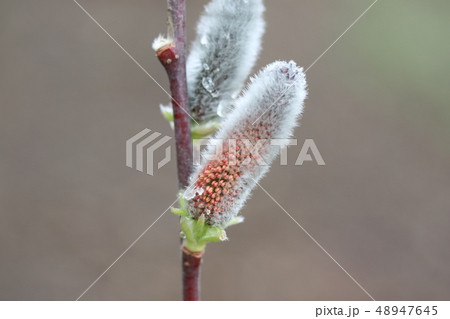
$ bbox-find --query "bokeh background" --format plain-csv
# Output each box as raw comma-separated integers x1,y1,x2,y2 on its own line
1,0,449,300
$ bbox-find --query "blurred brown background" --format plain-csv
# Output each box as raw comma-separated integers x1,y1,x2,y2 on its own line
1,0,449,300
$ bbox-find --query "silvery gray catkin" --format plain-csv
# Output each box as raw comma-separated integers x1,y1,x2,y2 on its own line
184,61,308,227
186,0,265,122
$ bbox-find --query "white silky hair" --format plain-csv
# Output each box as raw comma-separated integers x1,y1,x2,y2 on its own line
152,34,173,52
186,0,265,122
186,61,308,226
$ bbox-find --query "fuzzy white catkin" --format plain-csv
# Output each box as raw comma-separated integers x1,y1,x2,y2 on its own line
186,0,265,122
185,61,308,227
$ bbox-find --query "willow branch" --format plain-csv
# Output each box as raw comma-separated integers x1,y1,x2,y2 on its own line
155,0,201,301
156,0,193,189
181,246,203,301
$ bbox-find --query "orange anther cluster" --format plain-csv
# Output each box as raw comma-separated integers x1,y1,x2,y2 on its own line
189,127,271,224
191,154,241,220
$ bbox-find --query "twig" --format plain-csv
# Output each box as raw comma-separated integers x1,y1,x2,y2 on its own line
156,0,201,301
156,0,193,189
181,246,203,301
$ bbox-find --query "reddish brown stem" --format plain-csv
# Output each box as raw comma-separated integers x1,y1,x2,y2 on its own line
156,0,200,301
157,0,193,189
182,246,203,301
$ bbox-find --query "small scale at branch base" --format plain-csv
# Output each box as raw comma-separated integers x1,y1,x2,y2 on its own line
155,43,178,66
